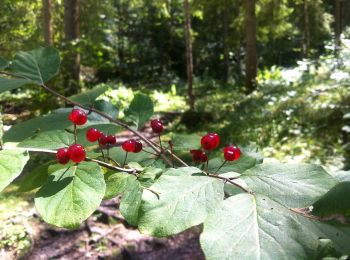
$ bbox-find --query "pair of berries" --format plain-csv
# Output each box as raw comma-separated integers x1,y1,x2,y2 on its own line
190,132,241,163
86,128,116,146
56,144,86,164
69,109,88,125
122,139,142,153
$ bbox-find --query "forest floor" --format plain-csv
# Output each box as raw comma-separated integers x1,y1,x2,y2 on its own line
0,119,204,260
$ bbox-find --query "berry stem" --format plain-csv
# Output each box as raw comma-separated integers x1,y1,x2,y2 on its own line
142,149,158,156
214,160,227,174
74,124,77,144
123,152,128,167
158,135,163,150
100,146,106,162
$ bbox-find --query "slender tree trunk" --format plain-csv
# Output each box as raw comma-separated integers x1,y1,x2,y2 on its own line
42,0,53,45
244,0,257,93
64,0,80,94
222,0,229,84
335,0,342,51
302,0,310,59
184,0,195,110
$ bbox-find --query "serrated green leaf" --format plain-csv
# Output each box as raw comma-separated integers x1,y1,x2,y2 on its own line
0,57,9,69
120,177,142,226
241,162,338,208
171,134,201,151
10,46,60,84
200,194,350,260
0,77,32,93
18,130,74,150
35,162,105,228
93,100,118,119
312,182,350,221
69,85,109,104
138,167,224,237
104,171,133,199
0,150,29,192
124,92,154,129
108,147,154,166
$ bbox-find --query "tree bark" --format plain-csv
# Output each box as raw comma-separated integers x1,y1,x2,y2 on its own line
184,0,195,110
42,0,53,45
335,0,342,51
64,0,80,94
302,0,310,59
244,0,257,93
222,0,229,84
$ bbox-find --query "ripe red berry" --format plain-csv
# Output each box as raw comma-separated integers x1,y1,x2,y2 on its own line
201,132,220,151
190,149,208,163
107,135,117,145
223,145,241,161
133,140,143,153
56,148,70,164
98,134,109,146
68,144,86,163
86,128,102,142
150,119,164,134
122,139,136,153
68,109,88,125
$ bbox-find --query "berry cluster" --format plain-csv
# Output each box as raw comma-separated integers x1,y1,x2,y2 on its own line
190,132,241,164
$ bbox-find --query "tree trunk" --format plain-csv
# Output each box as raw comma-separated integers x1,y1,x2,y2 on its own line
64,0,80,95
335,0,342,51
184,0,195,110
222,0,229,84
42,0,53,45
244,0,257,93
302,0,310,59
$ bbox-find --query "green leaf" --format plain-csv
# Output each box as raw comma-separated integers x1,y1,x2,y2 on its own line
93,100,119,119
0,57,9,69
104,171,133,199
124,92,154,129
241,162,338,208
69,85,109,104
171,134,201,151
120,177,142,226
35,162,106,229
108,147,154,166
18,161,54,192
312,182,350,221
138,167,224,237
137,167,163,188
0,150,29,192
10,46,60,84
18,130,74,150
0,77,32,93
200,194,350,260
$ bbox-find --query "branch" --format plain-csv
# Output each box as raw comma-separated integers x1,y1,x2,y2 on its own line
85,157,139,175
206,173,251,194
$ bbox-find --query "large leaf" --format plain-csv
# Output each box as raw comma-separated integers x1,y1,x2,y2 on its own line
171,134,201,151
0,57,9,69
0,77,32,93
104,171,134,199
200,193,350,260
9,46,60,84
69,85,109,104
124,92,154,129
35,162,105,228
19,130,74,150
93,100,119,119
138,167,224,237
0,150,29,192
241,162,338,208
312,182,350,221
120,177,143,226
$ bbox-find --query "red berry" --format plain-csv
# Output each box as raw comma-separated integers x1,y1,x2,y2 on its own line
150,119,164,134
190,149,208,163
201,132,220,151
122,139,136,153
56,148,70,164
107,135,117,145
223,145,241,161
68,144,86,163
86,128,102,142
133,140,143,153
98,134,109,146
68,109,87,125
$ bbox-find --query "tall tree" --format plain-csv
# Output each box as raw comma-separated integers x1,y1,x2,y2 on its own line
64,0,80,94
302,0,310,58
335,0,342,51
222,0,230,84
184,0,195,110
42,0,53,45
244,0,257,93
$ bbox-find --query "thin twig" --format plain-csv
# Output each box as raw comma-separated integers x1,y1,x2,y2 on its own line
206,173,251,193
85,157,139,175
